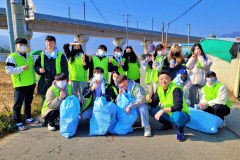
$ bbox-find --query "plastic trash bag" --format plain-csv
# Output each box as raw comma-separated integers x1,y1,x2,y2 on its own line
89,97,117,136
60,95,80,139
185,107,223,133
110,93,139,135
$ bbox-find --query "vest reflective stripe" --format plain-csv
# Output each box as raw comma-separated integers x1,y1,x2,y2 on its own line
127,62,140,80
112,86,118,96
145,56,164,84
9,52,35,88
38,51,62,81
92,56,109,82
203,83,232,108
81,84,109,113
157,81,190,116
41,85,72,116
68,54,87,81
112,58,126,75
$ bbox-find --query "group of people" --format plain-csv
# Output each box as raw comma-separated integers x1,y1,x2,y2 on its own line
5,35,232,141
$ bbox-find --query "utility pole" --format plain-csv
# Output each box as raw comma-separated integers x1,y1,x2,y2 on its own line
83,1,86,21
5,0,15,53
137,20,138,29
123,12,130,46
187,24,191,43
68,7,71,18
152,17,154,31
166,22,169,45
162,22,164,42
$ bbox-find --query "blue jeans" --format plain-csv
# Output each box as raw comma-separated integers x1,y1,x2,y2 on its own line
150,107,190,128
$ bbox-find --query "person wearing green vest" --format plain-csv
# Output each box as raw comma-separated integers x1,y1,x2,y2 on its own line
149,70,190,141
41,73,72,131
116,75,151,137
63,42,89,107
5,38,38,131
109,71,120,97
89,45,114,83
123,46,141,83
112,47,128,75
186,43,212,107
143,44,165,101
82,67,117,120
34,36,69,107
199,71,232,121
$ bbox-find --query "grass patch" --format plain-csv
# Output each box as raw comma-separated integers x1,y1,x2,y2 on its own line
0,62,41,138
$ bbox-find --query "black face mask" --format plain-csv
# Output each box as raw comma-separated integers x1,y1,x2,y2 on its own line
73,49,82,53
180,76,188,82
172,52,180,57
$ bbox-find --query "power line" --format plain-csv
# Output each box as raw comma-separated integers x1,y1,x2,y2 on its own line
89,0,109,24
169,0,202,25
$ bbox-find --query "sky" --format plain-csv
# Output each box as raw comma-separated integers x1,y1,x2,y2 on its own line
0,0,239,38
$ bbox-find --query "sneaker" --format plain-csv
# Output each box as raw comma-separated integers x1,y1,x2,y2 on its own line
26,118,40,124
177,131,184,142
48,124,56,131
16,123,28,131
41,119,48,127
144,126,151,137
157,124,173,131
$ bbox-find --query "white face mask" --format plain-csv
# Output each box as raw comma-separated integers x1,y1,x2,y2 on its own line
18,46,27,53
115,52,122,57
206,77,216,85
98,50,105,56
157,50,164,55
149,51,155,55
95,74,104,81
56,81,67,89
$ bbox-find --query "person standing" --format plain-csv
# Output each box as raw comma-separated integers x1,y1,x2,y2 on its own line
5,38,38,130
34,36,68,107
63,42,89,107
186,43,212,107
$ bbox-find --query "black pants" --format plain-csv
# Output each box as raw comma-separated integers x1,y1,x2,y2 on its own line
13,84,36,123
203,104,230,120
45,110,59,126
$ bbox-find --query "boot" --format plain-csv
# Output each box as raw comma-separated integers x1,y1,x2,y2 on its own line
176,126,184,142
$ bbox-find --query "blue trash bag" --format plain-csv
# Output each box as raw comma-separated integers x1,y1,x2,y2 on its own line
185,107,223,133
110,93,139,135
89,97,117,136
60,95,80,139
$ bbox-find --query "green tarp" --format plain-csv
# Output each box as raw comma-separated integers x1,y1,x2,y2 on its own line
188,39,235,63
200,39,234,63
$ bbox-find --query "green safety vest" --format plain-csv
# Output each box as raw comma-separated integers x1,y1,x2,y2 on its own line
9,52,35,88
41,84,72,116
145,56,164,84
81,83,110,113
111,85,118,96
197,60,203,69
37,51,62,81
112,57,126,75
127,62,140,81
157,81,190,116
68,54,87,82
92,56,109,82
203,83,232,108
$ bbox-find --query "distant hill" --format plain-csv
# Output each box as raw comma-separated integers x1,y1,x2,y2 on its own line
219,32,240,38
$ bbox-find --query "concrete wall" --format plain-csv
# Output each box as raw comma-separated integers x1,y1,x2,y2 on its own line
209,54,240,97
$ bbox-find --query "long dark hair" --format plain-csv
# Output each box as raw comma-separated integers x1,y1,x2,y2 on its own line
188,43,207,60
153,44,164,58
69,44,84,63
123,46,137,63
110,71,120,87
